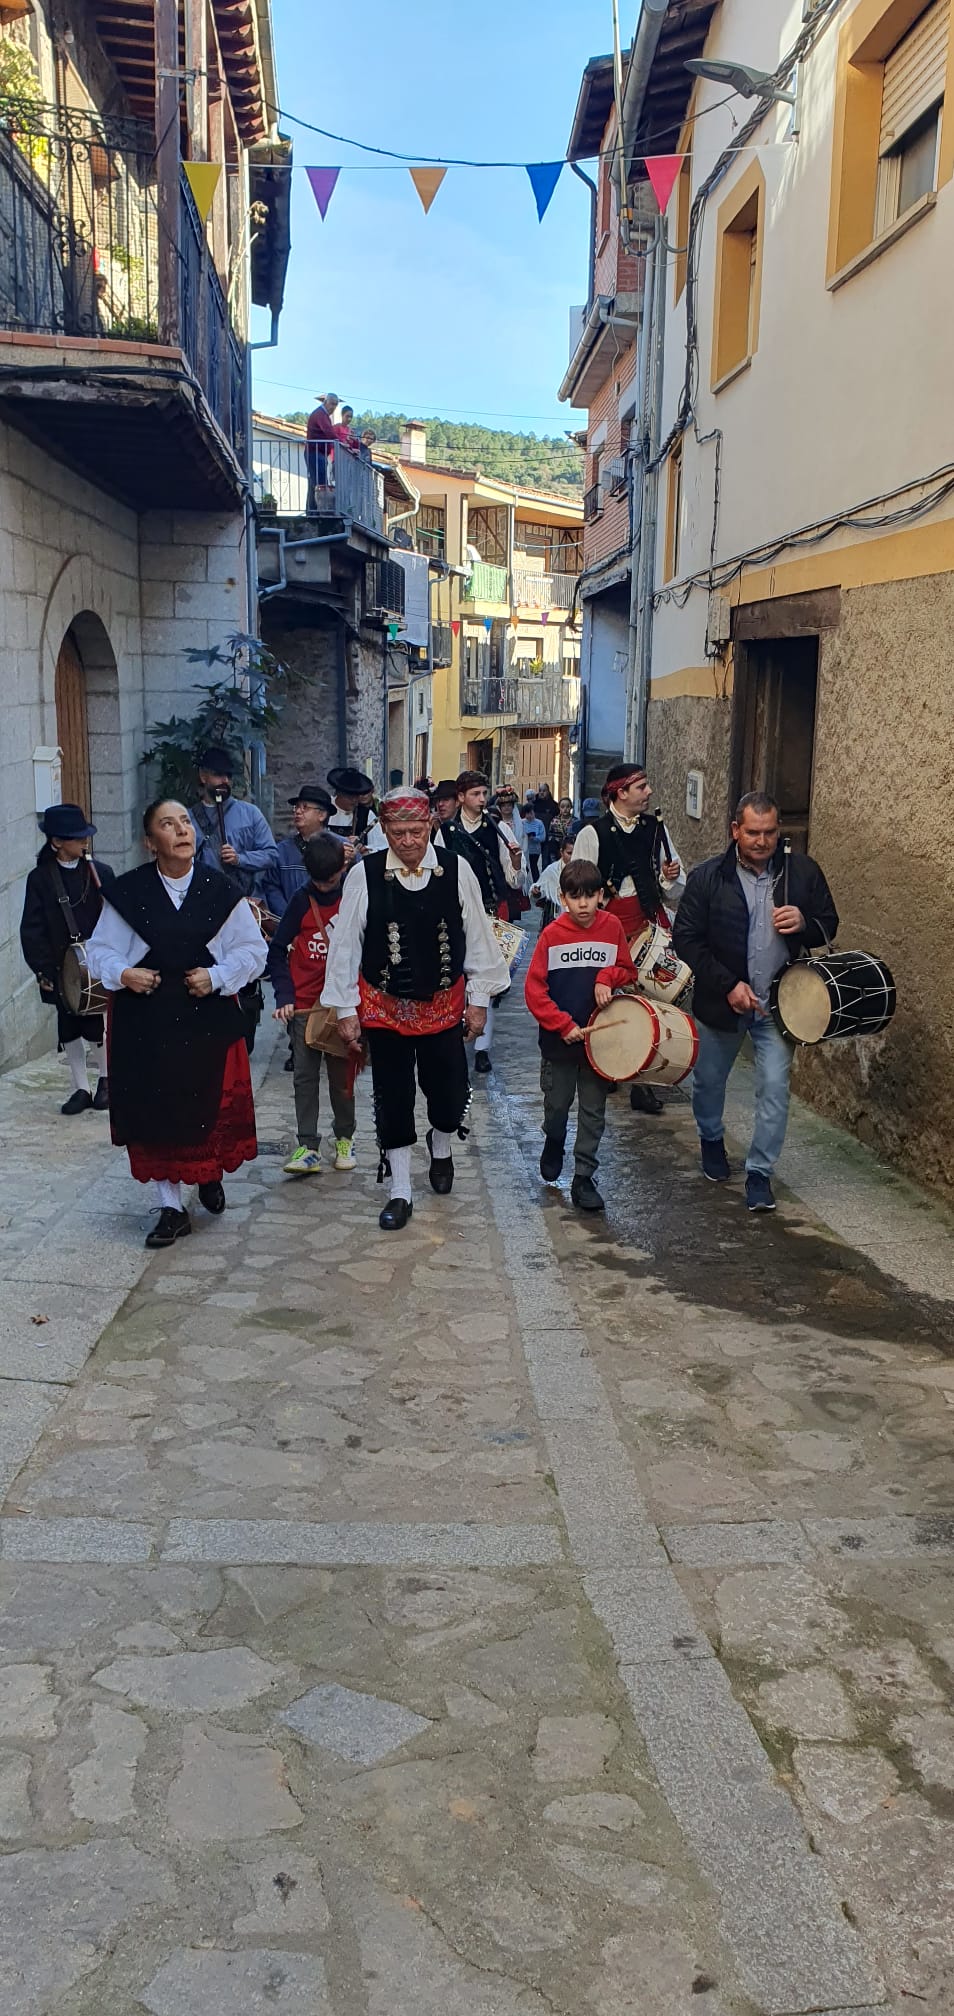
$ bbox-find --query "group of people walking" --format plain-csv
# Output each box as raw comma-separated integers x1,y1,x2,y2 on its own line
18,747,838,1246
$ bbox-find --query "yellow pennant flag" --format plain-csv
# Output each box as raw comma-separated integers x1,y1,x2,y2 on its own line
184,161,222,225
409,166,446,215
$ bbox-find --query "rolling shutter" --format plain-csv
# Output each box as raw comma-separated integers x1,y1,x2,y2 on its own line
880,0,949,151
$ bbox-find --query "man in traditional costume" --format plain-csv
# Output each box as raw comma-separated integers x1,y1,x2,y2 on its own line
440,770,520,1075
322,788,509,1230
85,800,266,1249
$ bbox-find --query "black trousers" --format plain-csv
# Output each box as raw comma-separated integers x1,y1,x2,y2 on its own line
367,1022,470,1150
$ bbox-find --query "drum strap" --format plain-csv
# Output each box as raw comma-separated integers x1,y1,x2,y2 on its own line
49,861,99,945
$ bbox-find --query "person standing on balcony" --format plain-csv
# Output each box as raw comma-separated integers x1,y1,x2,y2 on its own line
20,805,115,1116
335,405,359,450
306,391,340,512
359,429,377,463
441,771,520,1074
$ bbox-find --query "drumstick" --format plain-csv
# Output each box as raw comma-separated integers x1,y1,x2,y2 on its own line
213,792,228,851
783,839,791,907
654,809,673,863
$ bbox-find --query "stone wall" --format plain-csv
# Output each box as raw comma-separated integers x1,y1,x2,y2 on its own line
261,601,389,813
646,688,733,869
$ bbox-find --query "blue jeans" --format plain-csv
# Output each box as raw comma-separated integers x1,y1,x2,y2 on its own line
691,1014,794,1176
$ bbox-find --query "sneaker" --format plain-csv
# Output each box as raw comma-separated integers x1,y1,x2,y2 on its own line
61,1089,92,1116
700,1137,731,1183
539,1137,564,1184
746,1172,776,1212
283,1145,322,1176
333,1138,356,1171
571,1174,606,1214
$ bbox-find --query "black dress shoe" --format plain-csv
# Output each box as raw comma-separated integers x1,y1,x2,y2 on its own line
283,1051,295,1072
61,1089,92,1115
425,1129,454,1194
145,1208,192,1249
92,1077,110,1111
571,1175,606,1214
197,1180,226,1215
630,1082,665,1115
379,1197,413,1231
540,1137,564,1183
474,1052,493,1074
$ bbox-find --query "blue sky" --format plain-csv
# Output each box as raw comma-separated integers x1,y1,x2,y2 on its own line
251,0,614,436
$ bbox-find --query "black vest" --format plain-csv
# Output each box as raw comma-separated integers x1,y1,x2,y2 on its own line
596,812,661,918
441,813,508,914
361,850,466,999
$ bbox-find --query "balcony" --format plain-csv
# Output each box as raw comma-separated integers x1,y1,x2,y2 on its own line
461,676,518,718
460,559,509,608
606,456,629,496
253,427,385,539
514,674,581,726
583,483,604,523
0,100,247,506
512,565,577,611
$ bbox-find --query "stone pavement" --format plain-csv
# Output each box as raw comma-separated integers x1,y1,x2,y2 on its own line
1,983,954,2013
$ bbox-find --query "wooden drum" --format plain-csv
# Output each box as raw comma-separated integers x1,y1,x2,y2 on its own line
585,994,698,1087
60,943,108,1018
629,921,693,1007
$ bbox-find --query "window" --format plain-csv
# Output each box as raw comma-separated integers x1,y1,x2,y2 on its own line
711,163,764,389
417,503,445,556
664,441,683,582
828,0,954,282
876,2,947,228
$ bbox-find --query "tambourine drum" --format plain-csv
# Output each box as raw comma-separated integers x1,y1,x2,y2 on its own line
771,951,896,1046
585,993,698,1087
629,922,693,1007
60,943,108,1018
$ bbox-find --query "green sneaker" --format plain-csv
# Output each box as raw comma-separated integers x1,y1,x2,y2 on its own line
283,1145,321,1176
333,1138,356,1170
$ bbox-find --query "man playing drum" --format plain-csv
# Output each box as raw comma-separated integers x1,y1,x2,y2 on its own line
672,792,838,1212
20,804,115,1115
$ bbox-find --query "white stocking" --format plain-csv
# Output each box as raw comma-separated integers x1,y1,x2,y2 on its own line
155,1180,183,1211
388,1145,412,1203
430,1129,454,1159
474,1004,495,1053
63,1038,89,1094
87,1043,105,1080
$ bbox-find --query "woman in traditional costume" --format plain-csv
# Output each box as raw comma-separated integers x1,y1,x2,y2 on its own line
85,800,266,1248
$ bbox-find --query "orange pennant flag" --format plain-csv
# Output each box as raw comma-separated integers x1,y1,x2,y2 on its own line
184,161,222,224
409,166,446,215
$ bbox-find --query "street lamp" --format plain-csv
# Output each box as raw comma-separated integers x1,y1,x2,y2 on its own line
684,58,796,106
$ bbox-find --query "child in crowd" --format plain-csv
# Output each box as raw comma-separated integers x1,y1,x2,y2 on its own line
533,835,575,925
524,859,637,1213
521,802,546,882
267,833,357,1175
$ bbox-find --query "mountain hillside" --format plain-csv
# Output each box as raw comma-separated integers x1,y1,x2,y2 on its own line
281,410,583,499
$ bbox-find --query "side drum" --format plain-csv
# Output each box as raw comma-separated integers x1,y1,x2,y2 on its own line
629,922,693,1007
585,993,698,1087
60,943,108,1019
771,951,896,1045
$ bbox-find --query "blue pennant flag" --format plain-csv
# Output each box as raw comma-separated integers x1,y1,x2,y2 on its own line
526,161,563,221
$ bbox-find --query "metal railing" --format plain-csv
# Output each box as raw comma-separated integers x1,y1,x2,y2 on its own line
461,676,518,717
179,172,246,461
511,566,577,610
431,621,453,666
252,426,384,535
606,456,629,495
461,560,509,604
583,482,604,522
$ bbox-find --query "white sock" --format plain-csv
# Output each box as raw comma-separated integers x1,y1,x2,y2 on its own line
475,1004,495,1053
64,1037,89,1094
388,1145,412,1202
156,1179,183,1211
430,1129,454,1159
87,1044,105,1080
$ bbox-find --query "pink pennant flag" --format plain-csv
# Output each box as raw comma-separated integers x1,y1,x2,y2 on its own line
306,167,340,220
644,155,685,213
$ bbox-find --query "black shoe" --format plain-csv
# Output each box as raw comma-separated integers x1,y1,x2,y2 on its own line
92,1077,109,1111
630,1082,664,1115
745,1172,776,1213
283,1052,295,1073
425,1129,454,1195
379,1197,413,1231
61,1089,92,1116
474,1052,492,1075
539,1137,564,1183
701,1137,731,1183
197,1180,226,1215
571,1175,606,1214
145,1208,192,1249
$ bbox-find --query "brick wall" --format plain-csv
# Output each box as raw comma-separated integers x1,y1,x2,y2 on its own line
584,362,635,570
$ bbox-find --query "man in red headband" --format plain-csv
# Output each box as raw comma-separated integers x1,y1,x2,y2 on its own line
573,762,684,1115
321,788,509,1229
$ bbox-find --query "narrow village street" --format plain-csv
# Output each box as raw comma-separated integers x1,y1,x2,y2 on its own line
1,977,954,2016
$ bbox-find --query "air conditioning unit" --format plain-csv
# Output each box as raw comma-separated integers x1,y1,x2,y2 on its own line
366,560,407,620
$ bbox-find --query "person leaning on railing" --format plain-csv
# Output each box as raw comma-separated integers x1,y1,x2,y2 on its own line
306,392,340,512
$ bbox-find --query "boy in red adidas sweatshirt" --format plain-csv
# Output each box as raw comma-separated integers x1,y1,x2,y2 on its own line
524,858,637,1213
266,832,357,1176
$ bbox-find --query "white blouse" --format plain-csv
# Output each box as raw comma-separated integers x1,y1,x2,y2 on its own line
321,843,510,1015
85,865,267,996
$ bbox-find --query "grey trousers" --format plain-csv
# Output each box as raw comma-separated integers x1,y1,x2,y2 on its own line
540,1050,609,1179
291,1015,356,1149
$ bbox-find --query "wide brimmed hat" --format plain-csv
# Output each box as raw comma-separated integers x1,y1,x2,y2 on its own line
40,803,96,840
289,784,334,810
328,766,374,797
197,746,235,775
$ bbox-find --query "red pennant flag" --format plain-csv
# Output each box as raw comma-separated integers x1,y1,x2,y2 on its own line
644,155,685,212
306,167,340,220
450,618,460,636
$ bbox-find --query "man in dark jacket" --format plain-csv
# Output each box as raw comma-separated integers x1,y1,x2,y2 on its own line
672,792,838,1213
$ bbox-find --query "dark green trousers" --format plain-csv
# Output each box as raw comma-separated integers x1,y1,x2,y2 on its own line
540,1050,609,1178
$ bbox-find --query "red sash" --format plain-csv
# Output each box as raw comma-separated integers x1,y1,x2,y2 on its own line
358,972,466,1035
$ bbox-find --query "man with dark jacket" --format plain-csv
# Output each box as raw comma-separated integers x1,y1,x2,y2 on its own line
672,792,838,1213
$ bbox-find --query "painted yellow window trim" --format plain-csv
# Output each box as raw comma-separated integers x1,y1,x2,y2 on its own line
710,159,765,392
827,0,954,283
664,440,683,583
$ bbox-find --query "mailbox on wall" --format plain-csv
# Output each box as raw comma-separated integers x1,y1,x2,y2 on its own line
33,746,62,816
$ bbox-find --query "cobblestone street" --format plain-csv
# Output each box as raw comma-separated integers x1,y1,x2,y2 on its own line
2,986,954,2014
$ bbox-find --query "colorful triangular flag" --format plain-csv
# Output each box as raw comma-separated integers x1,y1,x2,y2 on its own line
644,155,685,213
306,167,340,220
526,161,563,221
451,618,460,636
184,161,222,224
409,166,446,214
483,616,493,633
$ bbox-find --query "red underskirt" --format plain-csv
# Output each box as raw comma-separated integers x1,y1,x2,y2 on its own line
126,1038,257,1186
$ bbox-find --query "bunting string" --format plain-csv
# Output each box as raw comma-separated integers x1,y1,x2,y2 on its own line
300,148,789,223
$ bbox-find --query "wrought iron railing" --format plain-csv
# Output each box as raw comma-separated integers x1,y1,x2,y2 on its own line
511,566,577,610
252,424,384,535
606,455,629,495
583,482,604,522
461,560,509,604
178,173,247,462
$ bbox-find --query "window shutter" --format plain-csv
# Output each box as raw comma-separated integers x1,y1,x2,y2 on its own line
880,0,949,151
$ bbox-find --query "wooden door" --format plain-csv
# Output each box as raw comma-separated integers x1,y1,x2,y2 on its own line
518,730,557,799
734,638,818,852
55,629,91,811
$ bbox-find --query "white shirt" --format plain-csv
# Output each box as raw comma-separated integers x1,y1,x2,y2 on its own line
321,842,510,1015
573,811,685,908
535,859,565,907
460,808,521,890
84,864,267,996
328,805,380,842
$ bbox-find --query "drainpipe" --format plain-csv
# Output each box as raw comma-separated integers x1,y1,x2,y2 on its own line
570,162,598,313
614,0,669,248
335,616,348,769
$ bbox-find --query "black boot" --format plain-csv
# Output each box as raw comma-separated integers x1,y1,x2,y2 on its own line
426,1129,454,1195
92,1077,110,1111
539,1137,564,1183
197,1181,226,1215
474,1051,492,1075
571,1175,606,1214
61,1089,92,1115
379,1197,413,1231
145,1208,192,1249
630,1082,664,1115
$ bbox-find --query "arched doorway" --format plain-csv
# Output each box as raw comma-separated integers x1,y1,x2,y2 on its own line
55,626,91,809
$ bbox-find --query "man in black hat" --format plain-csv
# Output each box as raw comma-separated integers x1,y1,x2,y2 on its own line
261,784,334,918
189,748,278,894
20,805,115,1115
327,767,381,851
